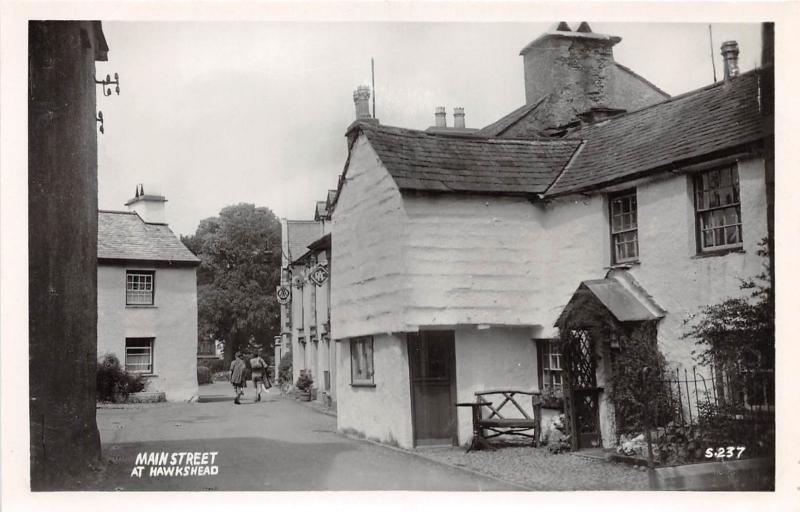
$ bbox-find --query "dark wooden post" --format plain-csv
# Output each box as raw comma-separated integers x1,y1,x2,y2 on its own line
29,21,107,490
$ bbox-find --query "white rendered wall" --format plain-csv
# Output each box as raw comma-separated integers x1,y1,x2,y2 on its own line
97,264,198,401
331,136,409,339
336,334,414,448
453,326,540,445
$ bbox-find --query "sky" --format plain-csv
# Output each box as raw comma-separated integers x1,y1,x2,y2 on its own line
95,22,763,236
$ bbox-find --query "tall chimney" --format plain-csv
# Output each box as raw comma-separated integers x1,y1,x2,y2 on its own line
434,106,446,127
519,22,621,127
721,40,740,80
353,85,371,119
453,107,465,128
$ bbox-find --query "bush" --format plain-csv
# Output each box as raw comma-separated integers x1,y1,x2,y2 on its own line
197,366,212,385
97,353,146,402
199,358,225,373
295,369,313,392
278,351,292,386
609,323,675,436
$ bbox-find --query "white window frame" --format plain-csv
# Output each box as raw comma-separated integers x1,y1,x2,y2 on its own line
126,270,155,305
694,164,743,252
609,189,639,264
541,340,564,398
125,337,154,374
350,336,375,386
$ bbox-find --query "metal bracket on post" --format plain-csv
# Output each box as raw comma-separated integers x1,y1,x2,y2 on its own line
95,73,120,96
96,110,104,134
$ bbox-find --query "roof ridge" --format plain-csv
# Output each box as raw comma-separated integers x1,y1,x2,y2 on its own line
494,96,548,137
570,67,761,134
360,123,575,147
544,140,586,195
98,209,136,215
613,62,671,99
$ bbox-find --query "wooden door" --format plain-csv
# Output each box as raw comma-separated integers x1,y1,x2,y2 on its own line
408,331,457,446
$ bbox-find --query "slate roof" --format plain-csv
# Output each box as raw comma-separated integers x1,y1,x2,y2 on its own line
286,220,324,263
548,68,770,195
314,201,328,220
555,278,663,326
351,123,581,195
98,210,200,264
479,64,668,138
476,97,546,137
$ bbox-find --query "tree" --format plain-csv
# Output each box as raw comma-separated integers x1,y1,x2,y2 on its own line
182,203,282,365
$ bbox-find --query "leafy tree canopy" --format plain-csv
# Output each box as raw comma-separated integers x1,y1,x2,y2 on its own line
182,203,282,364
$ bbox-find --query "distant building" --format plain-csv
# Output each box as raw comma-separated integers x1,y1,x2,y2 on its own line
97,186,201,401
327,23,773,449
279,193,337,403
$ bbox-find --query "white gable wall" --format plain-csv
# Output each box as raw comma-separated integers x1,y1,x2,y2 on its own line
331,135,409,339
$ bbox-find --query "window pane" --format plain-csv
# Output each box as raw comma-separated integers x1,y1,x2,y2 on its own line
696,166,743,251
351,337,374,383
126,272,154,304
610,191,638,262
125,338,153,372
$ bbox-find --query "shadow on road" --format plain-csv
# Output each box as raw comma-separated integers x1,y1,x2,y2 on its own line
88,436,357,491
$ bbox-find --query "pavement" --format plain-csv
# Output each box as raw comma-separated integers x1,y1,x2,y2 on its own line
91,382,518,491
416,445,650,491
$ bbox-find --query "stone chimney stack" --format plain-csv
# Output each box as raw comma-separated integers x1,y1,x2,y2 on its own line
434,106,447,127
353,85,372,120
453,107,465,128
721,40,740,80
519,21,621,127
125,183,167,224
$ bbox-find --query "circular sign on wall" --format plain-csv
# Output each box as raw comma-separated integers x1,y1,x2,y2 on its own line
276,285,291,304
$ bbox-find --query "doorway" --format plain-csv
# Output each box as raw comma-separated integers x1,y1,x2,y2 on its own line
564,329,602,449
408,331,457,446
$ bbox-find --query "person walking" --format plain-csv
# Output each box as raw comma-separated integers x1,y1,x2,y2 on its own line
229,351,246,404
250,352,270,402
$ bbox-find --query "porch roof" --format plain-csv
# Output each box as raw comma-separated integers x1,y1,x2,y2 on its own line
555,278,662,326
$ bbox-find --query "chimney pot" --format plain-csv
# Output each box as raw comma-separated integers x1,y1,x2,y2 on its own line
453,107,465,129
556,21,571,31
434,106,447,127
576,21,592,33
353,85,372,119
721,40,740,80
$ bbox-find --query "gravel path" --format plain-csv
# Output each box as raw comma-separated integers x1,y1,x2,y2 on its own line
415,445,650,491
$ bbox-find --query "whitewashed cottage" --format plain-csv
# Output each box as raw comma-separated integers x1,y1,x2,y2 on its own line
97,186,201,401
327,23,773,449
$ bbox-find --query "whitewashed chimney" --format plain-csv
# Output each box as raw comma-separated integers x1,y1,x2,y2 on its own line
434,106,447,127
353,85,372,120
125,183,167,224
453,107,465,128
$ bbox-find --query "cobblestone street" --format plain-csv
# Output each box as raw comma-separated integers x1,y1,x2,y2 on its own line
415,446,649,491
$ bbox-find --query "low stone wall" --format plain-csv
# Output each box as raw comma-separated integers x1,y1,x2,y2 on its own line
109,391,166,404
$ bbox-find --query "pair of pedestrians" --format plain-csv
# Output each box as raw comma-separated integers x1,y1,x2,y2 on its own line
229,351,272,404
